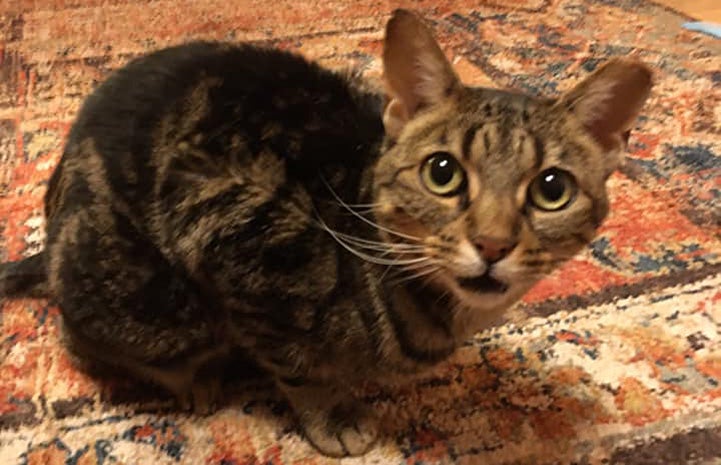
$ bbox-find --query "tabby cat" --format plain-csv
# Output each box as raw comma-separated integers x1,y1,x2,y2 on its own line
0,9,651,457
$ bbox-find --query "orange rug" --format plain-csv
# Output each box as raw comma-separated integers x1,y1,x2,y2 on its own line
1,1,720,464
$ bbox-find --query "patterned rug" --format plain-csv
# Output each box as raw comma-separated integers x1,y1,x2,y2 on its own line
1,0,720,464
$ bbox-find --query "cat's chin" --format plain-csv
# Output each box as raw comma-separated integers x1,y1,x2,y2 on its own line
456,285,524,309
442,280,528,340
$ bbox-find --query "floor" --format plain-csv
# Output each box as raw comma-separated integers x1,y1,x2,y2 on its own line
656,0,721,22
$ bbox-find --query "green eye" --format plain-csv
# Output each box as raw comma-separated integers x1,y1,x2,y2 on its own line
528,168,576,211
420,152,466,196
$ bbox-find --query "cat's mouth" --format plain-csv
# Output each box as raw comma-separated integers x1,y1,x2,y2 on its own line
457,272,508,294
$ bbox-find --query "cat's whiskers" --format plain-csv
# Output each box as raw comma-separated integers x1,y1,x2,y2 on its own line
339,207,376,215
377,250,429,281
319,199,381,215
330,234,430,266
331,231,425,250
314,213,431,267
320,199,382,209
330,233,426,261
342,202,382,209
380,241,454,283
386,263,442,286
320,176,423,243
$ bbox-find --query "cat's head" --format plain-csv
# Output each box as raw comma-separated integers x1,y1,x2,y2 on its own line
371,10,652,320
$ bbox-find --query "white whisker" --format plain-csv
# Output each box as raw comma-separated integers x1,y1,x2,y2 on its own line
388,265,442,286
314,213,431,267
331,231,425,250
378,253,431,280
320,177,423,243
320,199,381,209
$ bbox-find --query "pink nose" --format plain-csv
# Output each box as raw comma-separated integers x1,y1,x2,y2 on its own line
474,236,517,264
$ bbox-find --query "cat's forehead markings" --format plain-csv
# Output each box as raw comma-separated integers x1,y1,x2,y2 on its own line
532,135,545,170
521,107,531,124
398,112,450,148
466,123,502,164
483,102,493,117
469,90,541,127
502,127,545,177
485,125,500,154
461,124,481,160
438,128,448,146
511,128,529,155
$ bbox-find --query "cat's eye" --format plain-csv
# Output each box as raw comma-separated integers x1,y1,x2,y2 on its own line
528,168,576,211
420,152,466,197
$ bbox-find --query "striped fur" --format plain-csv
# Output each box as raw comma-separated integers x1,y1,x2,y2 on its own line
0,9,652,457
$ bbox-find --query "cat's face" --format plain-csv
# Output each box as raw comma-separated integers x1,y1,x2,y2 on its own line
373,90,614,315
372,10,651,319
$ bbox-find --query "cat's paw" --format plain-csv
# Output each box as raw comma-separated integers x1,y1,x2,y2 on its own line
301,401,378,457
177,377,223,415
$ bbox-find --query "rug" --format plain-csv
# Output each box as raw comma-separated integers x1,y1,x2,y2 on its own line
1,0,720,464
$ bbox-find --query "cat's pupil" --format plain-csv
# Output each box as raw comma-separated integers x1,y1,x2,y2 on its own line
430,154,455,185
540,170,565,201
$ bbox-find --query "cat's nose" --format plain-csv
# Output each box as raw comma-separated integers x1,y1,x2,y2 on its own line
473,236,517,264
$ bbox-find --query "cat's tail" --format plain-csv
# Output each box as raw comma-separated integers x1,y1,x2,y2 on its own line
0,253,49,299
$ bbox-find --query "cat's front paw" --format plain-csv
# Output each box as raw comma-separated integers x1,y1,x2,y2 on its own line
301,401,378,457
176,377,223,415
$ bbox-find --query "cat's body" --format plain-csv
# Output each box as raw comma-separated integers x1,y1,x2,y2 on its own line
0,10,652,457
45,41,389,376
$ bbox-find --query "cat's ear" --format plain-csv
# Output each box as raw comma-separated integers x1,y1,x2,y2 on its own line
382,9,461,138
559,59,653,151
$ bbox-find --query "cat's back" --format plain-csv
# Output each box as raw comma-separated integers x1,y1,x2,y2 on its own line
47,41,383,220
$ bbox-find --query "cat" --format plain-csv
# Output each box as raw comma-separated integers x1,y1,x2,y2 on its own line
0,9,652,457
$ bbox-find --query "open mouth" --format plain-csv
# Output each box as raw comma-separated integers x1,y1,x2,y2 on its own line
457,272,508,294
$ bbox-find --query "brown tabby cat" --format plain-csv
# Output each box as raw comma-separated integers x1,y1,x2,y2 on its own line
0,9,651,457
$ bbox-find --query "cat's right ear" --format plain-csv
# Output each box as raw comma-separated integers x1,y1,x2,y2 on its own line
382,9,461,139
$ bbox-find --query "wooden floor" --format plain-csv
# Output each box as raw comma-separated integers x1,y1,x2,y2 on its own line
655,0,721,22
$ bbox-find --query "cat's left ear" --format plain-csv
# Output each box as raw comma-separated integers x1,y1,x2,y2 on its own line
382,9,461,139
559,59,653,151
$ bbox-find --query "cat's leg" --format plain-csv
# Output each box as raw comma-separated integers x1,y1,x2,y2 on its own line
277,378,378,457
132,353,227,415
184,355,227,414
61,311,228,414
47,209,229,414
